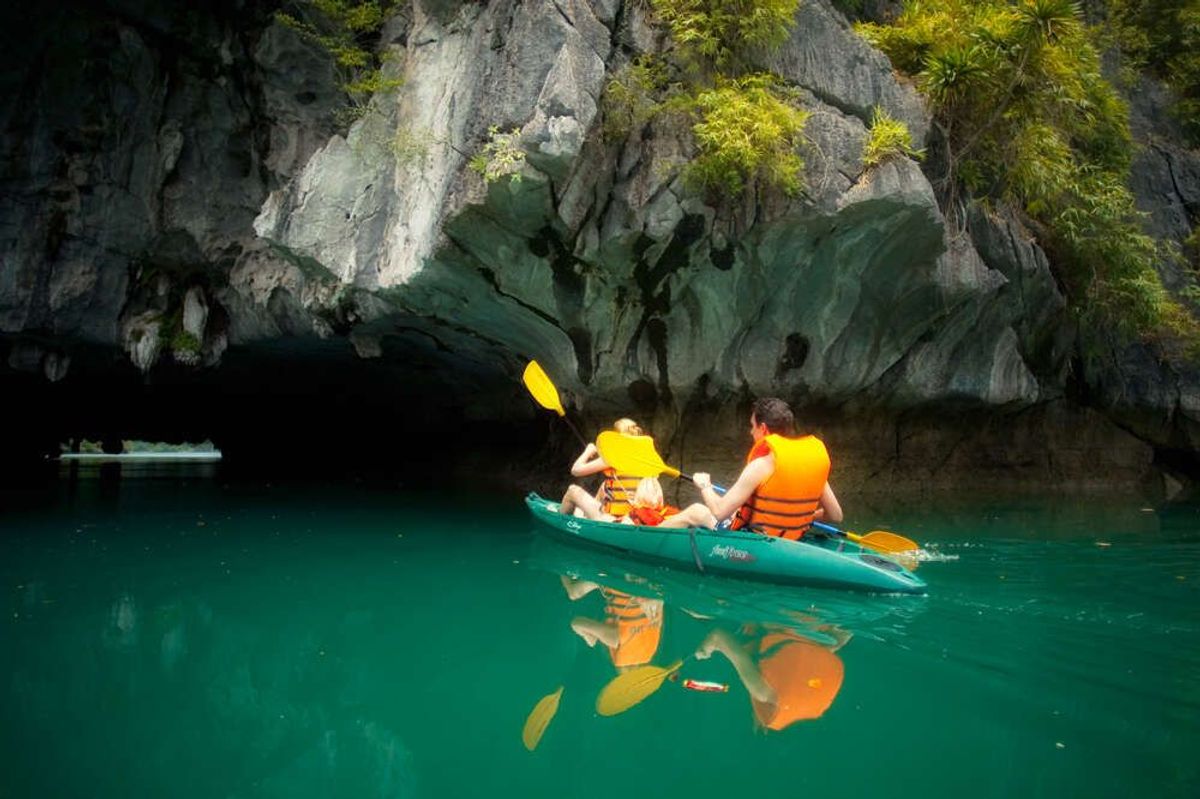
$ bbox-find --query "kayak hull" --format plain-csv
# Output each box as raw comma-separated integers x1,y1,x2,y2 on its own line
525,493,926,594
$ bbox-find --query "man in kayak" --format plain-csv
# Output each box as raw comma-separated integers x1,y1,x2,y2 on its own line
692,397,842,537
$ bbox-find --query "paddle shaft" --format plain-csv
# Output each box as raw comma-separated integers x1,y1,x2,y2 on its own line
562,416,588,448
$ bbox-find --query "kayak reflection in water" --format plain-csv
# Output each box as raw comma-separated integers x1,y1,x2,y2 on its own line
561,575,664,672
694,622,850,730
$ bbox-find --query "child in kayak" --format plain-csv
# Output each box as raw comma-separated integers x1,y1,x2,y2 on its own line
561,475,717,529
622,477,718,529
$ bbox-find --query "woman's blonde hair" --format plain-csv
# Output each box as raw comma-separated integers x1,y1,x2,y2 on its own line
632,477,663,509
613,418,644,436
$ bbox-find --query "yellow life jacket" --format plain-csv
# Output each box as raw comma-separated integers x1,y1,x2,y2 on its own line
601,468,640,517
732,434,830,540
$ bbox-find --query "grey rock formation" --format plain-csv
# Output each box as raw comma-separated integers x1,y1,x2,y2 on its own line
0,0,1194,491
759,0,929,145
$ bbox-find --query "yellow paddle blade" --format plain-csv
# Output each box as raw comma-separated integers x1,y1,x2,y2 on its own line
856,530,920,554
595,660,682,716
595,431,680,478
844,530,920,570
522,686,564,751
522,361,565,417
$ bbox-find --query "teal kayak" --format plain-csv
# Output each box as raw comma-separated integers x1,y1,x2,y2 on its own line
525,493,927,594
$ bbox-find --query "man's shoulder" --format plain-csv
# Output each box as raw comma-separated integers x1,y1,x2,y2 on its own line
744,452,775,482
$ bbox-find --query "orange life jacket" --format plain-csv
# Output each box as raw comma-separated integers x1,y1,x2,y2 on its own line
731,434,830,540
624,505,659,526
627,504,682,526
601,468,640,517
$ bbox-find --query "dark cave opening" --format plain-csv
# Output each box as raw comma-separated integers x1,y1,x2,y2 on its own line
1,337,570,492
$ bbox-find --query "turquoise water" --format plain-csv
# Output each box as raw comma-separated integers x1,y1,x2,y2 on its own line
2,471,1198,798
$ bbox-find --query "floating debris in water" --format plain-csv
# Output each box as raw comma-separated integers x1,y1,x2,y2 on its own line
680,678,728,693
1096,541,1111,548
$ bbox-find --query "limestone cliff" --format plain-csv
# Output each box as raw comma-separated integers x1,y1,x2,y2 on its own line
2,0,1197,493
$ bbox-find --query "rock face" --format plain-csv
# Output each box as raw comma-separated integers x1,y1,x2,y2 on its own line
0,0,1195,492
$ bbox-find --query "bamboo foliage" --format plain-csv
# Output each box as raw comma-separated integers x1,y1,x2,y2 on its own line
857,0,1200,348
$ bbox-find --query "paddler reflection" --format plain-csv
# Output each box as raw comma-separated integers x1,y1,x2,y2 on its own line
693,620,850,730
521,575,668,752
561,575,664,672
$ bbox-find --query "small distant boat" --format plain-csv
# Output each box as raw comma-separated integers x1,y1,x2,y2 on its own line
525,493,927,595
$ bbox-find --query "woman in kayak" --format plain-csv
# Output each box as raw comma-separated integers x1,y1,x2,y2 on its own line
566,418,645,517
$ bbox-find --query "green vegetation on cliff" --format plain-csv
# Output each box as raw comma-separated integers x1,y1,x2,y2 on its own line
650,0,800,68
602,0,808,197
862,106,924,169
276,0,402,114
677,75,809,195
1108,0,1200,145
858,0,1199,346
469,126,527,183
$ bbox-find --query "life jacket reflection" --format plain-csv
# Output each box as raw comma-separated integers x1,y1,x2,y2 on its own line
732,434,830,540
601,588,662,669
750,631,844,730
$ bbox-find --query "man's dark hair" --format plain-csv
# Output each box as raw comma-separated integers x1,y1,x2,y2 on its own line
752,397,795,435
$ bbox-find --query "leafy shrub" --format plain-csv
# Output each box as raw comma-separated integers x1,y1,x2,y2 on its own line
857,0,1200,346
277,0,403,113
469,127,527,183
862,106,923,168
170,330,202,354
677,74,808,196
649,0,801,68
1186,225,1200,270
601,57,673,139
1108,0,1200,146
